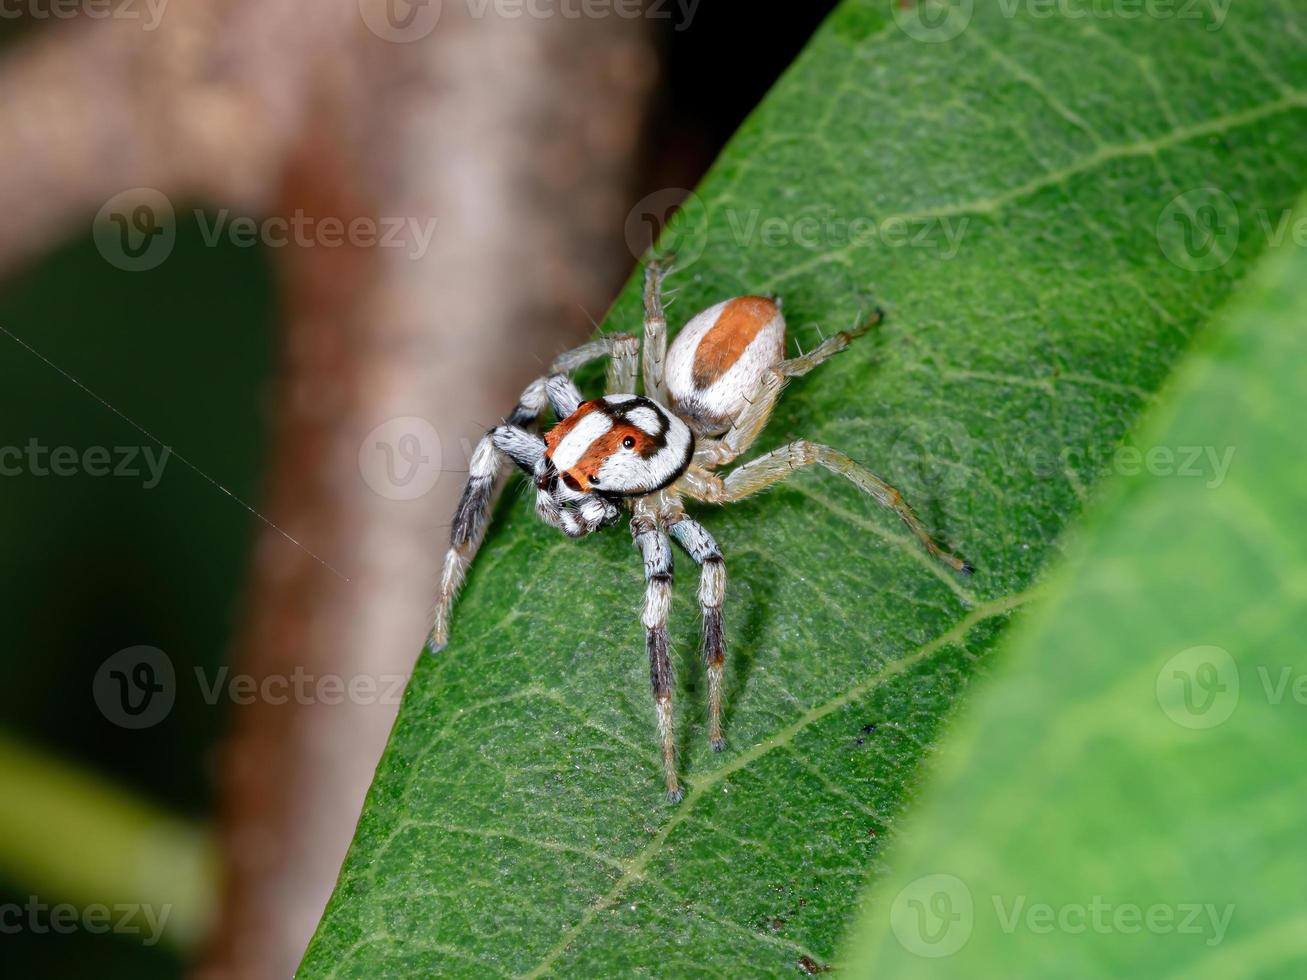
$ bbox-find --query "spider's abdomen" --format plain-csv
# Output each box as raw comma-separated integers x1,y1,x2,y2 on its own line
543,394,693,497
664,295,785,436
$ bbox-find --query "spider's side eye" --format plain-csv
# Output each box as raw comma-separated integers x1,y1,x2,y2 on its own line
622,436,636,449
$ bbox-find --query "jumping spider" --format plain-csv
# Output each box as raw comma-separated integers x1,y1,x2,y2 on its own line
428,259,971,801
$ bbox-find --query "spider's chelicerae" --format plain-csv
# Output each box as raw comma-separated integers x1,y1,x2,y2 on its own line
428,260,971,801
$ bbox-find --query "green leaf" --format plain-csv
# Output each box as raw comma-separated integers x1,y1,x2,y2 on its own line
300,3,1307,975
843,194,1307,977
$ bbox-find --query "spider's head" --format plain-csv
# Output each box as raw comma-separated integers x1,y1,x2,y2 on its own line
542,394,694,499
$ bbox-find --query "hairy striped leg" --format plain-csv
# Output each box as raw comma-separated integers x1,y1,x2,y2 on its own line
642,258,671,401
686,440,972,575
632,507,680,801
669,516,727,751
607,334,640,395
694,309,883,468
426,338,631,653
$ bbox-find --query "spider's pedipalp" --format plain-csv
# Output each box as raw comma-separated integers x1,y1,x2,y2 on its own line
490,425,545,472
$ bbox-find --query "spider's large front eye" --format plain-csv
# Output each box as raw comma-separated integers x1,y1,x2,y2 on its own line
622,436,635,449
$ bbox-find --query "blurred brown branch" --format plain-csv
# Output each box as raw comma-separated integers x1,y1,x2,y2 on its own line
0,1,659,976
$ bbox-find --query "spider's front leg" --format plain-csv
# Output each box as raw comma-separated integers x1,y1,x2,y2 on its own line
632,507,681,802
427,338,631,653
608,334,640,395
642,257,672,401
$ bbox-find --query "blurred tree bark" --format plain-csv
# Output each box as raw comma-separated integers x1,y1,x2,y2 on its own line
0,2,658,977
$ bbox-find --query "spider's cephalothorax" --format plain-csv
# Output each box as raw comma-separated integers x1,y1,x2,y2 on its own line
543,394,694,498
429,260,972,802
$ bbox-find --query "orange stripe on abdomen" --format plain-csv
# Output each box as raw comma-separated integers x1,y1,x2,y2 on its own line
690,296,780,390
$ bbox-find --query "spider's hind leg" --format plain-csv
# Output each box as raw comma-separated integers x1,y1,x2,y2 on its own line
778,307,882,378
688,440,972,575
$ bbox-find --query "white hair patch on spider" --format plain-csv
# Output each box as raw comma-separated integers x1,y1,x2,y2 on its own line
664,295,786,436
